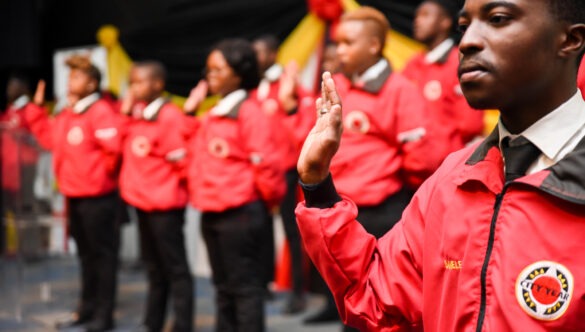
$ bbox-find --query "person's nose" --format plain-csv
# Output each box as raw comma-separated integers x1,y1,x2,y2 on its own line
459,21,484,57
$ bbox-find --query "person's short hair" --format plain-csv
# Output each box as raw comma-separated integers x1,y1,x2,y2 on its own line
424,0,460,23
212,38,260,91
341,6,391,50
548,0,585,24
547,0,585,61
65,55,102,90
253,35,280,53
133,60,167,82
8,71,31,92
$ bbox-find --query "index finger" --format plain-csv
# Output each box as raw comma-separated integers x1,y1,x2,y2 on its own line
322,72,341,106
33,80,46,105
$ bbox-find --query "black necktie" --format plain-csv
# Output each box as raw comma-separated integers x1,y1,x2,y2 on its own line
501,136,541,182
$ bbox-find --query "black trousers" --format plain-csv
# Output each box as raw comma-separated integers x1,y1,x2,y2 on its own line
202,200,269,332
280,168,304,295
67,192,119,324
136,208,194,332
342,187,413,332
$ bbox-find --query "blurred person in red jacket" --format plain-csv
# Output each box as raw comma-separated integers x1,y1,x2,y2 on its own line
305,6,445,327
251,35,316,314
295,0,585,330
185,38,285,332
579,56,585,94
403,0,484,151
24,55,122,332
1,73,39,211
119,61,194,332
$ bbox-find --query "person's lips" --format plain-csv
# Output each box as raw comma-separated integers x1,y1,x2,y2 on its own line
458,62,490,84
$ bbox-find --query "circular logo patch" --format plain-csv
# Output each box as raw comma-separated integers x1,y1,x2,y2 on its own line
516,261,573,321
423,80,442,101
344,111,370,134
208,137,230,158
7,115,20,128
262,99,279,116
67,126,84,145
131,136,151,157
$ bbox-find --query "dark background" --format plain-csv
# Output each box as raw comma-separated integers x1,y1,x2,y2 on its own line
0,0,425,107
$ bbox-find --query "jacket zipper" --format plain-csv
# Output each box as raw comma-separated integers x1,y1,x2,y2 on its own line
475,189,506,332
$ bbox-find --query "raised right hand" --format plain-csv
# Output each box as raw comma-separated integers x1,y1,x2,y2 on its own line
120,90,135,115
297,72,343,184
33,80,46,106
184,80,208,114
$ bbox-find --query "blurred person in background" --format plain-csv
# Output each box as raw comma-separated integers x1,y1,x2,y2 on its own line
252,35,316,314
23,55,123,332
306,7,445,328
119,61,194,332
185,38,285,332
1,73,39,212
403,0,484,150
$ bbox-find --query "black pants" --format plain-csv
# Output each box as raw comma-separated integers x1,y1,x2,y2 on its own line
280,168,304,295
342,187,413,332
67,192,119,325
260,214,274,289
136,208,194,332
202,201,269,332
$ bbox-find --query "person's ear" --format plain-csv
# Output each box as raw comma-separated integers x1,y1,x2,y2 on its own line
87,80,98,93
440,16,453,34
154,78,165,93
558,23,585,59
369,37,382,56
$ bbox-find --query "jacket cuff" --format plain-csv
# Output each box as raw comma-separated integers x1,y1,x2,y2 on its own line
300,173,342,209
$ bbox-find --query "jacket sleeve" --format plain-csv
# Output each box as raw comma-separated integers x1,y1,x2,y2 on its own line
295,173,436,330
21,103,55,150
394,82,445,189
241,101,286,209
154,108,193,178
90,102,124,174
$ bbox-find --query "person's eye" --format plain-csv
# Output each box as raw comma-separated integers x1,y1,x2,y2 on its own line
457,23,469,34
489,14,511,25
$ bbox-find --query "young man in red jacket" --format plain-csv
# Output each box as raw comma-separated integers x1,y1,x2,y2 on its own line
24,56,122,332
296,0,585,330
403,0,484,151
579,56,585,94
119,61,194,332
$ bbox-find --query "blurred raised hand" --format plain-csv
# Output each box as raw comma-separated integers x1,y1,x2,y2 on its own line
297,72,343,184
33,80,46,105
184,80,208,114
120,89,135,115
278,61,299,114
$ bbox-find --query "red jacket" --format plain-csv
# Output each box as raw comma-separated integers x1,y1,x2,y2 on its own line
296,129,585,331
188,95,285,212
578,57,585,95
119,100,193,211
402,46,484,149
23,97,123,197
329,65,444,206
250,81,316,171
1,101,39,191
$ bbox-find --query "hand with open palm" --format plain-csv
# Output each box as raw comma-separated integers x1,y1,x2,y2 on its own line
297,72,343,184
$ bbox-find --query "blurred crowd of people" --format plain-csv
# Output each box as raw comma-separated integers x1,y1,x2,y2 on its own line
1,1,585,332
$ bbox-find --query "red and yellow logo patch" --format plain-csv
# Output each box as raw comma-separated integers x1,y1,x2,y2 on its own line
131,136,151,157
208,137,230,158
344,110,370,134
67,126,84,146
515,261,573,321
